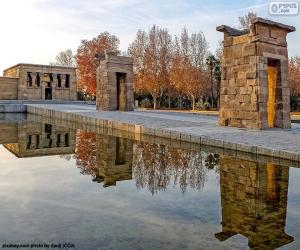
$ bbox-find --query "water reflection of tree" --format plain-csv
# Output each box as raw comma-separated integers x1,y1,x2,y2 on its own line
133,141,216,194
74,131,97,176
205,153,220,171
73,132,220,194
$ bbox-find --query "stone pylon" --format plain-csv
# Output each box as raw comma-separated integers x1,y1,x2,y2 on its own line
217,18,295,129
96,51,134,111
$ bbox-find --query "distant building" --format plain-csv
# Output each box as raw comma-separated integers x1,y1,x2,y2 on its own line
0,63,77,100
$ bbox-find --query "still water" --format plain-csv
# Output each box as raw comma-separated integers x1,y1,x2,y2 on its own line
0,114,299,250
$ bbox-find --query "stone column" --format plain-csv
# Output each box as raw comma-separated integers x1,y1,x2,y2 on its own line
51,73,57,100
31,73,36,87
61,74,66,88
41,82,46,100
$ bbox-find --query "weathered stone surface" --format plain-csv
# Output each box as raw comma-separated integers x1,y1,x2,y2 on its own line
3,121,75,157
217,17,295,129
2,64,77,101
96,52,134,111
0,77,18,99
216,156,293,249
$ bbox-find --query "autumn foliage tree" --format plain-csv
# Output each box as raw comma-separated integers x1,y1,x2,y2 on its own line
170,29,209,110
76,32,120,96
128,25,172,109
74,131,97,176
289,56,300,110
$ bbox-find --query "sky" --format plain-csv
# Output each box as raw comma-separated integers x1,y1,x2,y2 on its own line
0,0,299,73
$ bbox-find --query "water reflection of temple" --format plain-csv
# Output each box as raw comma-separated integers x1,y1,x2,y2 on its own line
215,156,293,249
2,122,75,157
93,134,133,187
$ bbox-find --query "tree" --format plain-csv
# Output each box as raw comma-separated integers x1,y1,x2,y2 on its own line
51,49,76,67
76,32,120,96
74,131,97,176
289,56,300,110
170,28,209,110
214,41,223,108
133,140,208,194
215,39,223,61
205,54,222,109
214,59,221,108
238,11,257,30
206,54,218,108
129,25,172,109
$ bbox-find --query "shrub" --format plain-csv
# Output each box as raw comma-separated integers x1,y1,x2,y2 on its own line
140,99,152,108
195,101,211,110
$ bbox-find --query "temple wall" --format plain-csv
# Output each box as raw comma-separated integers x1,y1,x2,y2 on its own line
4,122,76,157
216,155,293,249
0,77,18,100
3,64,77,101
218,18,294,129
0,123,18,144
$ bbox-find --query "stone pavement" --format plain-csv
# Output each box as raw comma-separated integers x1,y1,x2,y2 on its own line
26,104,300,162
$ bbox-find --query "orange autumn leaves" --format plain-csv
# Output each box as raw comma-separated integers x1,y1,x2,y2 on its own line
289,56,300,98
73,131,219,194
128,26,212,110
76,32,119,96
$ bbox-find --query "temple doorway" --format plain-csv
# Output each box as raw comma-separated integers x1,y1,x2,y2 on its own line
116,73,127,111
45,83,52,100
267,59,281,128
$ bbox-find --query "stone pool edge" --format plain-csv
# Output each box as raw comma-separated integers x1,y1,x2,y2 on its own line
26,105,300,163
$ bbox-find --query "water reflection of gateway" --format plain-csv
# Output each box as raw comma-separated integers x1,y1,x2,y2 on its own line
215,156,293,249
93,134,133,187
2,122,75,157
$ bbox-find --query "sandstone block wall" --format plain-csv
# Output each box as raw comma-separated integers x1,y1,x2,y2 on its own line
4,122,76,157
217,18,295,129
0,77,18,100
215,156,293,249
95,134,133,187
3,63,77,101
0,122,18,144
96,52,134,111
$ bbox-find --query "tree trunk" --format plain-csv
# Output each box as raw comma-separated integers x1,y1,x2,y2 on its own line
191,95,195,111
168,95,171,109
153,96,157,110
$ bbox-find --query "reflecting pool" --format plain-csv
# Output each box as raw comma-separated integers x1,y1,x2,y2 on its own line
0,114,299,249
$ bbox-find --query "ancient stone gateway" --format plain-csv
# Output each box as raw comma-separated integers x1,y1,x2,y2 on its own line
96,52,134,111
93,134,133,187
217,18,295,129
215,156,293,249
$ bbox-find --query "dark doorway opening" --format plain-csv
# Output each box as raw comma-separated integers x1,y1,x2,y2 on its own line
44,124,52,148
116,73,127,110
45,84,52,100
115,137,126,165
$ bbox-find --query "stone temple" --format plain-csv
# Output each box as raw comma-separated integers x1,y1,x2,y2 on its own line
1,64,77,101
96,52,134,111
217,18,295,129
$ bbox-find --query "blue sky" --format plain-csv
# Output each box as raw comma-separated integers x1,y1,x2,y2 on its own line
0,0,299,73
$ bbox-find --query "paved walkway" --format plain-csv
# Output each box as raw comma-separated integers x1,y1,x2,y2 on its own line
26,104,300,162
